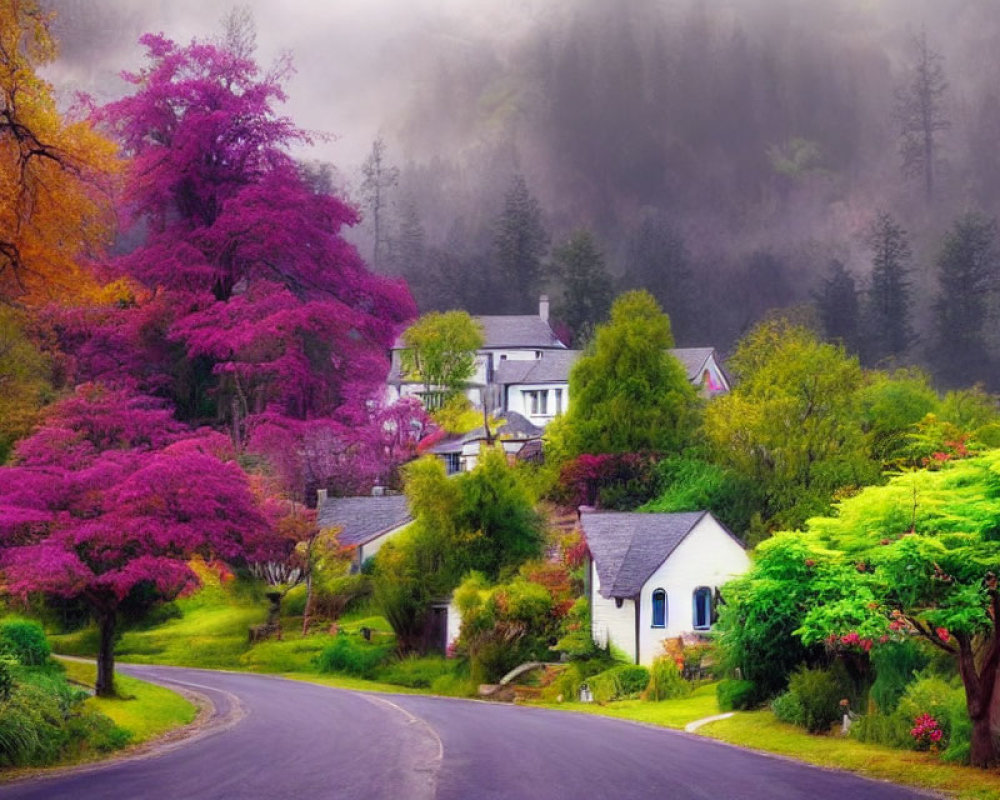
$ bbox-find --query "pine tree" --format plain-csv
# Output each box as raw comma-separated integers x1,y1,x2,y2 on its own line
493,175,549,313
813,260,859,351
622,212,693,340
360,137,399,271
932,213,998,387
552,229,613,344
894,30,950,203
863,211,914,365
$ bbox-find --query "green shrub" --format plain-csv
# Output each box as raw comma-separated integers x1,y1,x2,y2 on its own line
315,635,392,678
0,681,69,766
587,664,651,703
894,675,963,751
0,620,51,666
869,641,927,714
0,654,15,701
787,666,843,734
771,690,806,726
717,678,757,711
643,657,689,702
379,656,455,688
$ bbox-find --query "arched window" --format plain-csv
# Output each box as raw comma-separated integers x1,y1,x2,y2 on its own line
651,589,666,628
693,587,713,630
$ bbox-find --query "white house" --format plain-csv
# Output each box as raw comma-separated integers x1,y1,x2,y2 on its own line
316,491,413,572
386,296,567,413
581,510,750,666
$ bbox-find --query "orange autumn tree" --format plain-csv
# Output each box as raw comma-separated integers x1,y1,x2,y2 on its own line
0,0,119,305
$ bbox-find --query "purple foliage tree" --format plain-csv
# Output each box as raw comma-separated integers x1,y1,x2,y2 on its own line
0,384,285,696
98,33,415,447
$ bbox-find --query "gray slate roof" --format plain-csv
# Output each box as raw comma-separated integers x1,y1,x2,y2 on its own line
491,347,721,387
495,350,582,385
317,495,412,548
393,314,565,350
670,347,717,382
581,511,708,599
428,411,543,455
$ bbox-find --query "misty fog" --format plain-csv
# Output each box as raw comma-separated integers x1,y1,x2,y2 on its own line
43,0,1000,387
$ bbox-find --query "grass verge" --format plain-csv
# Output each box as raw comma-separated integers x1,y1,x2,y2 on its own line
56,659,197,745
700,710,1000,800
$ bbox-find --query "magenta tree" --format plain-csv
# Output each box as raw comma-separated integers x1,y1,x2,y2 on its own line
98,34,415,445
0,384,284,695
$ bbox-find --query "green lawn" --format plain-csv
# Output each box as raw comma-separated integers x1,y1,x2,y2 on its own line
57,659,197,745
535,682,719,728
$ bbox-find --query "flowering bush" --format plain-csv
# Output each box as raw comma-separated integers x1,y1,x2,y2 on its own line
911,712,944,750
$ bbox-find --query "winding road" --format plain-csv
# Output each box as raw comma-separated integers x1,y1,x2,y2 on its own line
2,664,934,800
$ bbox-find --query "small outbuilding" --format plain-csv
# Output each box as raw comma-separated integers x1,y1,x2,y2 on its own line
581,510,749,666
316,492,413,572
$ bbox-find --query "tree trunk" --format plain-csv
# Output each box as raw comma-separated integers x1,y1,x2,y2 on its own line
95,610,117,698
971,711,996,768
960,638,999,767
302,572,313,636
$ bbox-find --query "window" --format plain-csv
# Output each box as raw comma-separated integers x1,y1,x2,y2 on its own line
651,589,666,628
443,453,461,475
554,388,563,416
523,390,549,416
693,587,713,630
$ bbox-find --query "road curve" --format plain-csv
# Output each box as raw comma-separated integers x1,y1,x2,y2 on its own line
1,664,934,800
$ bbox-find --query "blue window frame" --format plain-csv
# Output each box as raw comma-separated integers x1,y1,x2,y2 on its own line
693,587,712,630
651,589,666,628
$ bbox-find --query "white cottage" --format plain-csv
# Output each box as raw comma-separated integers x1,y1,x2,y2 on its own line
581,510,750,666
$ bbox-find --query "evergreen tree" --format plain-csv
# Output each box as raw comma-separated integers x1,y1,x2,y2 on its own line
492,175,549,313
931,212,998,387
813,260,859,351
360,136,399,271
552,229,613,344
557,290,698,456
863,211,914,365
894,30,950,203
622,212,693,340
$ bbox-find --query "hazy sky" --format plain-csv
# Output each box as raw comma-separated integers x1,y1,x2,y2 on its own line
43,0,558,178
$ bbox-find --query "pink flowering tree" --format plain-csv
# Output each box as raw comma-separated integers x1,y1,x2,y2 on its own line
0,385,285,696
97,34,415,448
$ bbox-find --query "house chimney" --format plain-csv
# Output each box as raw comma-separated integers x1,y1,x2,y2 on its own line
317,488,328,506
539,294,549,322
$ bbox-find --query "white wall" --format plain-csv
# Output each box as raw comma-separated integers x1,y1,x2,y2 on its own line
590,559,638,664
633,515,749,665
504,381,569,426
356,523,411,569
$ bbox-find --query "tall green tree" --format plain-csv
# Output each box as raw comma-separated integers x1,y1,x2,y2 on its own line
931,213,998,388
704,318,877,535
863,211,914,365
552,229,613,345
493,175,549,313
558,290,698,457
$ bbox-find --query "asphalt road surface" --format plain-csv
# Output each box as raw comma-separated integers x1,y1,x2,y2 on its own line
1,664,935,800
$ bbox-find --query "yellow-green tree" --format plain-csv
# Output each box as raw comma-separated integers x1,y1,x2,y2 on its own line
704,318,877,534
0,0,119,304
